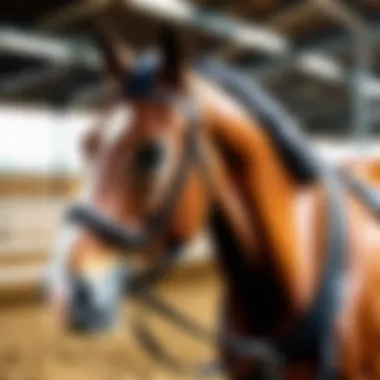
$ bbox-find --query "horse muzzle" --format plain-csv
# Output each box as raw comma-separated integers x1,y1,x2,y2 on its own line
71,266,126,332
45,263,128,334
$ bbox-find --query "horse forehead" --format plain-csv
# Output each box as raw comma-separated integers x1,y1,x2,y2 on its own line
103,104,133,147
193,76,244,119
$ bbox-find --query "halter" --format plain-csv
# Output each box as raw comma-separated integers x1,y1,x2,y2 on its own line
68,104,200,249
66,57,347,379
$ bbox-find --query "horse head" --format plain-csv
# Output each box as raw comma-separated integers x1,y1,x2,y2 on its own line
45,19,319,339
46,26,217,333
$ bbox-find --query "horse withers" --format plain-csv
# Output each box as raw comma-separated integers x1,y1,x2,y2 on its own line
46,26,380,379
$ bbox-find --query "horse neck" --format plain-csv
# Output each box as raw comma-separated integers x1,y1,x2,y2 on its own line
204,85,314,318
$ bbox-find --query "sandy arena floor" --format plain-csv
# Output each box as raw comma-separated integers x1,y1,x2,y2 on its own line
0,265,223,380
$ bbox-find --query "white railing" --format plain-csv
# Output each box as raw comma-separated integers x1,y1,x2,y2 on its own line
0,265,44,287
0,197,69,255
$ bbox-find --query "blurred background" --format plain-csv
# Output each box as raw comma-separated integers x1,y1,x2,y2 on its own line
0,0,380,379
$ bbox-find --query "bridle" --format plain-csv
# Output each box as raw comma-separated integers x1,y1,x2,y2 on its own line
67,56,283,378
69,101,201,250
69,55,211,251
66,57,347,379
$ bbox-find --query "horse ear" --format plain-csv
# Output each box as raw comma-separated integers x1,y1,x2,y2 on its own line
159,26,187,87
92,19,134,79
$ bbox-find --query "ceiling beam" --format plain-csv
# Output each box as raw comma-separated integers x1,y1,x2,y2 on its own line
1,1,378,107
247,31,351,80
314,0,375,145
0,25,104,97
123,0,373,86
0,0,292,100
0,26,101,69
216,1,320,59
247,24,380,93
125,0,289,56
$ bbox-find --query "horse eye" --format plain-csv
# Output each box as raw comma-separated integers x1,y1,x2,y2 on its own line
134,141,166,172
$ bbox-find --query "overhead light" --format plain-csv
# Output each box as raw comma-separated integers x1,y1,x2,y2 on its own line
220,22,288,55
128,0,193,21
127,0,288,55
297,52,344,81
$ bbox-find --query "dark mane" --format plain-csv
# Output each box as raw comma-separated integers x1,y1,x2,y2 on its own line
124,55,321,183
196,58,321,184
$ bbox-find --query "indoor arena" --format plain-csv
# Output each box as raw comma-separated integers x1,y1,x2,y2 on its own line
1,1,380,379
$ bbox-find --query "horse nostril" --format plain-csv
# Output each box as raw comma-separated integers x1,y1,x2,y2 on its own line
74,279,91,305
69,274,121,333
135,141,165,172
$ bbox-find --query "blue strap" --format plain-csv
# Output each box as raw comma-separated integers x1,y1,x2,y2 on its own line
123,55,158,99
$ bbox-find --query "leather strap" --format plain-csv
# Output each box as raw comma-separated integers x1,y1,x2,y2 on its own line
127,166,346,379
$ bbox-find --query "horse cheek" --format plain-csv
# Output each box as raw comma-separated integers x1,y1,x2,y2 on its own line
169,171,208,241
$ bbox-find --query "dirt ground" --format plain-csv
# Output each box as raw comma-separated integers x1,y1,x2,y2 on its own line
0,264,224,380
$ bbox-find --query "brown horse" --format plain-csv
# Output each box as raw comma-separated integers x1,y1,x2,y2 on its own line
46,27,380,379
